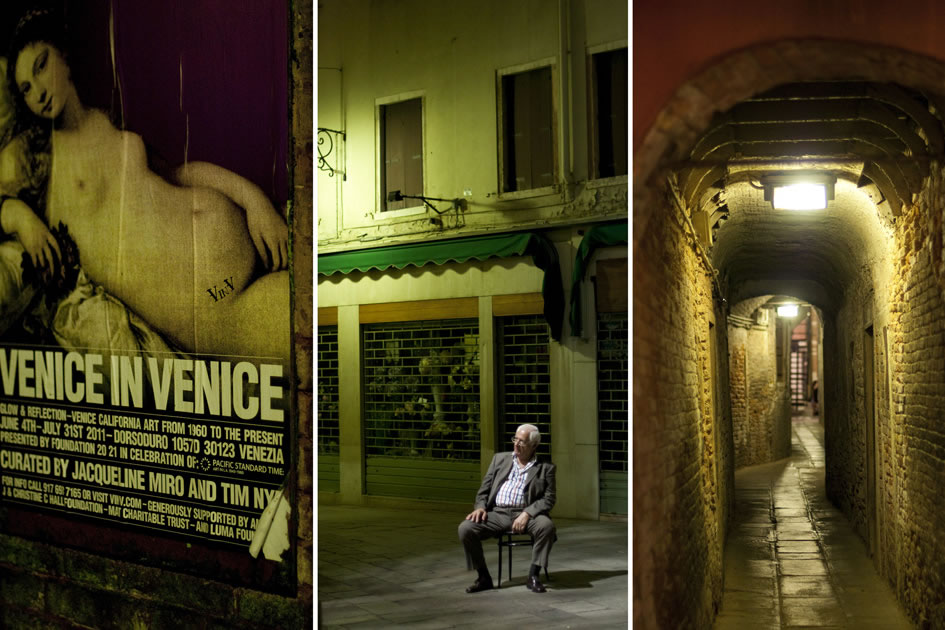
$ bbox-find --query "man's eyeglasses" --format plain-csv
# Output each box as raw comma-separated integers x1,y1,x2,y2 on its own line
511,438,529,446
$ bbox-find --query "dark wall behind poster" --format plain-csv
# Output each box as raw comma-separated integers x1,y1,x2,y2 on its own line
110,0,289,205
1,0,289,205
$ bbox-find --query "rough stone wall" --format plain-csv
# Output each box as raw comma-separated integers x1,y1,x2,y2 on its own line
826,163,945,627
825,278,872,543
715,312,735,554
634,184,731,629
727,315,791,468
0,535,308,629
887,167,945,627
728,326,749,461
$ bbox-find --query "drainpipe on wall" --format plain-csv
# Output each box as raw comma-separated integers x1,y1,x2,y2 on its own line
558,0,573,198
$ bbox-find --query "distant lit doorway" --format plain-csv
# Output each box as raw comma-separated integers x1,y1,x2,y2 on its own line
790,317,811,411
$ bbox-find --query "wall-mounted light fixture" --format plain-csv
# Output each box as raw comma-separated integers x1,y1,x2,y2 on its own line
388,190,465,214
762,173,836,210
777,304,799,317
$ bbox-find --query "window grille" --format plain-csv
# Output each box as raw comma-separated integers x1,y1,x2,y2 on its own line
790,319,810,407
598,312,628,473
497,315,551,460
363,320,480,461
790,339,809,407
317,325,340,492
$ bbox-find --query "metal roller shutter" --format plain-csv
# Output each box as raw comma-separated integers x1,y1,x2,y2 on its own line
496,314,552,459
362,319,481,502
317,325,340,493
598,311,628,515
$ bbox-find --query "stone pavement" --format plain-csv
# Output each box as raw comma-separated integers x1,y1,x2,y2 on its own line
714,416,914,629
317,503,628,628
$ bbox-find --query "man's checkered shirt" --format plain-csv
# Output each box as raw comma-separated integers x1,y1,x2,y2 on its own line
495,458,536,507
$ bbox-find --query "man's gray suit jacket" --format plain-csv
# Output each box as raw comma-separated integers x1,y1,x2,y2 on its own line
473,452,556,518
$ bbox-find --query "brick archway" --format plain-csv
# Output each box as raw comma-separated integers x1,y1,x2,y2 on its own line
633,39,945,243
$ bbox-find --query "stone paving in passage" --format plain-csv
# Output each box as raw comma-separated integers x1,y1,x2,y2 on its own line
714,416,913,629
318,503,628,628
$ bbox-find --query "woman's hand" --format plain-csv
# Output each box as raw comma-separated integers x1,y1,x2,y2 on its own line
246,201,288,271
1,197,61,280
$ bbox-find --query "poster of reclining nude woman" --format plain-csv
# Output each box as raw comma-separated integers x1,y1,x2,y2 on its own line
0,1,295,592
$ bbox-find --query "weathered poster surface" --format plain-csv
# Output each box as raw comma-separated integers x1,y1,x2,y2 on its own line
0,1,293,590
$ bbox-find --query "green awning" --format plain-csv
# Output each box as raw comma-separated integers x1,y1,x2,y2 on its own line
569,221,628,337
318,232,564,340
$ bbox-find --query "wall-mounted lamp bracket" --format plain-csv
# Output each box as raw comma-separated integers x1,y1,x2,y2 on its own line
387,190,465,214
317,128,346,179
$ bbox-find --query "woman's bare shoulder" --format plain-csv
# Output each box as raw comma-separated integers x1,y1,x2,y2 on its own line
81,109,120,133
70,110,144,156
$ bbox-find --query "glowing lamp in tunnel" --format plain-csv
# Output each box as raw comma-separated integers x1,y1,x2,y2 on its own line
777,304,799,317
762,174,836,210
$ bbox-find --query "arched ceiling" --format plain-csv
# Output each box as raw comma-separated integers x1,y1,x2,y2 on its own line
711,178,889,313
681,80,945,314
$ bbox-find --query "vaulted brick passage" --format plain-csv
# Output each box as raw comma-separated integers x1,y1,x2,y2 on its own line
635,39,945,629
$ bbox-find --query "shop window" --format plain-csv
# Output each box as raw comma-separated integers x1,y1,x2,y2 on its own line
497,314,552,460
499,66,555,194
380,97,423,211
588,47,628,180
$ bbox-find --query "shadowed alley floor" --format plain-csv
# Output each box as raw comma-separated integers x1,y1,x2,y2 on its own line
317,504,628,628
714,416,912,629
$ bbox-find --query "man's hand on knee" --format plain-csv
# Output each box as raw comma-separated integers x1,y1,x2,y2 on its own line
512,511,530,533
466,508,487,523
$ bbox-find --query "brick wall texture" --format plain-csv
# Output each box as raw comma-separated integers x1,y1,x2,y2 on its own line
825,163,945,627
633,183,732,629
727,315,791,468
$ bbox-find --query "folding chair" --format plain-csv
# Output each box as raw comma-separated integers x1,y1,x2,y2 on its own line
496,531,551,587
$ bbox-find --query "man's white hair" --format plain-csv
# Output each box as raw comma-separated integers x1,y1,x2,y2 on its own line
517,424,541,446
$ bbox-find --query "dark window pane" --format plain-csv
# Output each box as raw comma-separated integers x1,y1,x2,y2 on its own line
502,67,554,193
382,98,423,211
591,48,628,179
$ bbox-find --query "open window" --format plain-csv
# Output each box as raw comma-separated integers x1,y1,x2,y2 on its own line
588,46,628,180
498,63,556,196
379,96,424,212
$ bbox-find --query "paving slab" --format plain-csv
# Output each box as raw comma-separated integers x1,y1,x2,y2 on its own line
713,416,914,629
318,503,627,628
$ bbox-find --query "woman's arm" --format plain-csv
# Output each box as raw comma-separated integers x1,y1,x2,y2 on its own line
172,162,288,270
0,196,61,279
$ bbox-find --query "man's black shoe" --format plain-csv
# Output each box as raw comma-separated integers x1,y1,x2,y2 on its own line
527,576,547,593
465,577,494,593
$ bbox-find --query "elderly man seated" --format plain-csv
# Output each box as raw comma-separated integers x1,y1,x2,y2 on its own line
458,423,556,593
